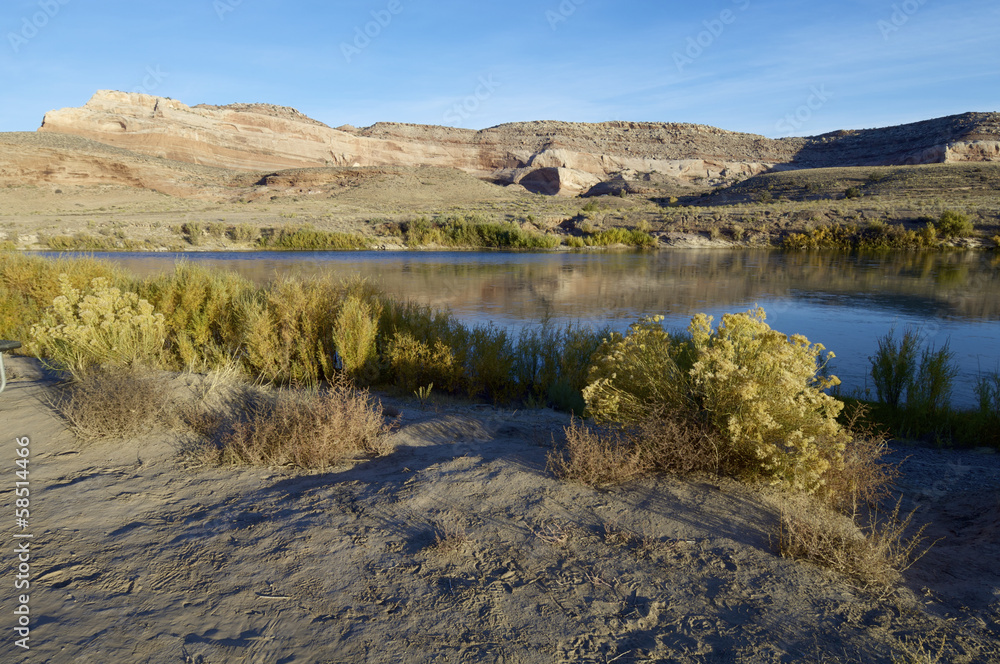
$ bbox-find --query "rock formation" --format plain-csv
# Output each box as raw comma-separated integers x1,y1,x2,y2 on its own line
31,90,1000,196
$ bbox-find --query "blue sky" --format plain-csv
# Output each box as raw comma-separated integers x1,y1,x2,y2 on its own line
1,0,997,137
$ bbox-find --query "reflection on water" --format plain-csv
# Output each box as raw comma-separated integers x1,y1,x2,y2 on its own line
43,249,1000,407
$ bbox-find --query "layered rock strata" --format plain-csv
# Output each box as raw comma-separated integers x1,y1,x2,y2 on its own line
34,91,1000,196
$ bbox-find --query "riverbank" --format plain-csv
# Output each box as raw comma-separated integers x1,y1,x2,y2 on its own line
1,162,998,253
1,355,997,663
1,213,993,253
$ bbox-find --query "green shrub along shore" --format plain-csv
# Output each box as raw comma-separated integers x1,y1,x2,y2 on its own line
0,252,605,407
3,252,997,449
17,206,999,254
8,251,999,587
781,210,986,251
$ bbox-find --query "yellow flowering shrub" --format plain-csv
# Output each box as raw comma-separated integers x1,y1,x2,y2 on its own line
28,276,165,378
583,316,695,423
584,308,848,492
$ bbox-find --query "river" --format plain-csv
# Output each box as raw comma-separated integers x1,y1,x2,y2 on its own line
43,249,1000,408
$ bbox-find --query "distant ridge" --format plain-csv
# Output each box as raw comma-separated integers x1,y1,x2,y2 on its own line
26,90,1000,196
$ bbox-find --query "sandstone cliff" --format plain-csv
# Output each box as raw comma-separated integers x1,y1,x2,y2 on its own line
0,130,244,199
32,90,1000,196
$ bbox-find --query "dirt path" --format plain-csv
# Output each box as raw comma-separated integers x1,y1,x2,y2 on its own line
1,363,997,663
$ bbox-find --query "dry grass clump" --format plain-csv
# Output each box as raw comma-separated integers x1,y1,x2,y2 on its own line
547,419,650,485
427,515,469,556
636,410,725,475
207,377,395,469
50,368,170,441
774,417,929,592
777,497,930,592
891,633,950,664
819,405,899,513
602,523,640,547
529,520,574,547
548,410,720,485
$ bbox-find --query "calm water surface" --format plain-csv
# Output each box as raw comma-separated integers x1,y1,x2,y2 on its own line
48,249,1000,407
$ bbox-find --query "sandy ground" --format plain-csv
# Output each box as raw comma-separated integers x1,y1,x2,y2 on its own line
1,357,998,663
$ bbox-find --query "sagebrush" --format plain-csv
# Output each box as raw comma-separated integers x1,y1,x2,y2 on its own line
28,276,165,378
583,308,848,492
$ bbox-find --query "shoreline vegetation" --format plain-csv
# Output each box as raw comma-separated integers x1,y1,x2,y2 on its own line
0,253,1000,528
7,208,998,254
3,253,998,448
2,162,999,254
3,252,1000,659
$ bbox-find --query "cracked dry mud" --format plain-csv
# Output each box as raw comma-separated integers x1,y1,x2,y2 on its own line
1,365,998,663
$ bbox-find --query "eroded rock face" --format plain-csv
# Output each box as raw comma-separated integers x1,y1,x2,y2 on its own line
0,131,241,199
35,91,1000,196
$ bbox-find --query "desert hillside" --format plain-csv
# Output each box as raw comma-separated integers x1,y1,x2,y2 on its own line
1,92,997,253
34,91,1000,196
